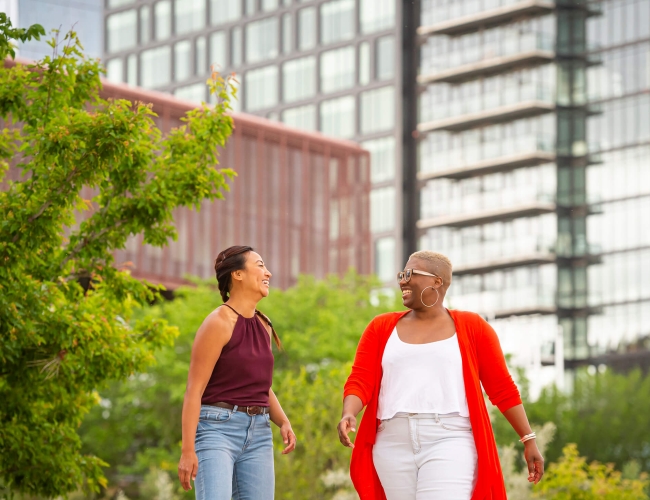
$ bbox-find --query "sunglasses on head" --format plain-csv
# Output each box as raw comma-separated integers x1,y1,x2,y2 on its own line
397,268,442,284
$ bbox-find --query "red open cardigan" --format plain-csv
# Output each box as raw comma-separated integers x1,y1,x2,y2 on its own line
343,309,522,500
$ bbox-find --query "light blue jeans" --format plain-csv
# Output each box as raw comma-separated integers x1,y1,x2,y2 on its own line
195,405,274,500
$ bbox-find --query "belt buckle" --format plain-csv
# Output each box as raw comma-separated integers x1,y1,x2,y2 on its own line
246,406,260,416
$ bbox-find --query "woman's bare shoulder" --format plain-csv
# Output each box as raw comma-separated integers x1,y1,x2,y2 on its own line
196,305,238,343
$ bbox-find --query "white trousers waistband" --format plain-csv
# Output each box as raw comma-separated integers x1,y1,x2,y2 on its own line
373,414,478,500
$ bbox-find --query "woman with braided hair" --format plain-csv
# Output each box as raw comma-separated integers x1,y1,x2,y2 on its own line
178,246,295,500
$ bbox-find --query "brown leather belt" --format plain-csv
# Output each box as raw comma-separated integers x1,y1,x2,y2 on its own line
212,402,270,416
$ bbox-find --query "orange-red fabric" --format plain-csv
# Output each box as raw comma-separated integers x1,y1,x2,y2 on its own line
343,309,522,500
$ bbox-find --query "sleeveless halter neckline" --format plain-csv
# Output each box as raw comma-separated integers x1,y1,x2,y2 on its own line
223,303,256,320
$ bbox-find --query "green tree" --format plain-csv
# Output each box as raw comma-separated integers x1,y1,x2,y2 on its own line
0,23,236,498
79,275,400,498
534,444,649,500
524,369,650,472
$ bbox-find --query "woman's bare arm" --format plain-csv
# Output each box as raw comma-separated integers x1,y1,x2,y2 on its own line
337,395,364,448
502,404,545,484
268,388,296,454
177,308,233,491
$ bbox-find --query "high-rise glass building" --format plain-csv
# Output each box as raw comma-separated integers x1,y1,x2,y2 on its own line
99,0,649,382
416,0,650,388
102,0,404,283
6,0,103,61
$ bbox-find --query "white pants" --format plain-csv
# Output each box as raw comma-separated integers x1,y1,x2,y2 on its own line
372,413,478,500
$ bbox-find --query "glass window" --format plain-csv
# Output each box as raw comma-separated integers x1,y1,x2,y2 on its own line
262,0,279,11
108,0,135,6
231,27,242,66
245,0,256,15
360,86,394,134
195,36,207,75
106,58,123,83
141,45,172,88
106,10,137,53
359,42,370,85
175,0,205,34
127,54,138,86
174,40,192,82
375,237,396,282
140,6,151,44
370,187,396,233
246,17,279,63
298,7,316,51
362,136,396,183
320,95,356,139
376,35,395,81
245,65,278,111
283,56,316,102
282,104,317,130
175,82,206,103
210,31,228,70
211,0,242,25
282,13,292,53
360,0,395,33
320,0,355,45
154,0,172,41
320,46,355,93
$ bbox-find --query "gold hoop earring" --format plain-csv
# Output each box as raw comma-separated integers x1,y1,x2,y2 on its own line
420,286,439,308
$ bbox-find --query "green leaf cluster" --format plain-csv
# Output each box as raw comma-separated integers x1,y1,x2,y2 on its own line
0,22,236,498
499,369,650,474
534,443,649,500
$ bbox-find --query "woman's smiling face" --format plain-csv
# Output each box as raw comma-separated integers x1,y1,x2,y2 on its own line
399,258,444,310
239,251,272,298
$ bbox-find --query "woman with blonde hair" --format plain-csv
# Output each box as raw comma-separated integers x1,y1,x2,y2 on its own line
338,250,543,500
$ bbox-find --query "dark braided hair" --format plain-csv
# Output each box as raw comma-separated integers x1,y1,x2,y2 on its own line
214,245,281,349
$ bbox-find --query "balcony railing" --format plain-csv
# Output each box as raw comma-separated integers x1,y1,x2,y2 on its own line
447,286,557,318
419,134,556,180
420,32,555,83
421,84,554,123
419,0,556,36
418,195,557,229
421,190,555,220
442,237,557,273
419,86,556,132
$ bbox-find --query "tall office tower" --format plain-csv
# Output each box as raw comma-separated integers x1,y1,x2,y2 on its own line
416,0,613,391
417,0,650,385
585,0,650,372
102,0,404,282
5,0,103,61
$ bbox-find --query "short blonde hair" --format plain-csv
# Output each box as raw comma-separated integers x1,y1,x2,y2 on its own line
409,250,452,285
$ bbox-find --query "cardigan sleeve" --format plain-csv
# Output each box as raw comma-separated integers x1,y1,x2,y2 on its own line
343,317,380,407
475,314,522,413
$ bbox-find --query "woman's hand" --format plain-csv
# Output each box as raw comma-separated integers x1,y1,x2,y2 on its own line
178,449,199,491
279,421,297,454
524,440,545,484
337,414,357,448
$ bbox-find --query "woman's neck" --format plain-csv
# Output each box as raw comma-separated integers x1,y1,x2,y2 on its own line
410,304,447,321
226,293,260,318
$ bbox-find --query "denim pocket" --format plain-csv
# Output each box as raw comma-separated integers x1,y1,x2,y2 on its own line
439,418,472,432
264,413,271,427
199,409,233,425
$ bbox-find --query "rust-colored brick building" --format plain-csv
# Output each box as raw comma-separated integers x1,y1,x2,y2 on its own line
100,82,371,289
2,60,371,290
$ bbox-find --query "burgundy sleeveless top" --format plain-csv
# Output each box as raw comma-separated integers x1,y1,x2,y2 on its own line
201,306,274,407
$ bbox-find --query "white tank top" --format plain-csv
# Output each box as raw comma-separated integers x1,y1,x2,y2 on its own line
377,328,470,420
